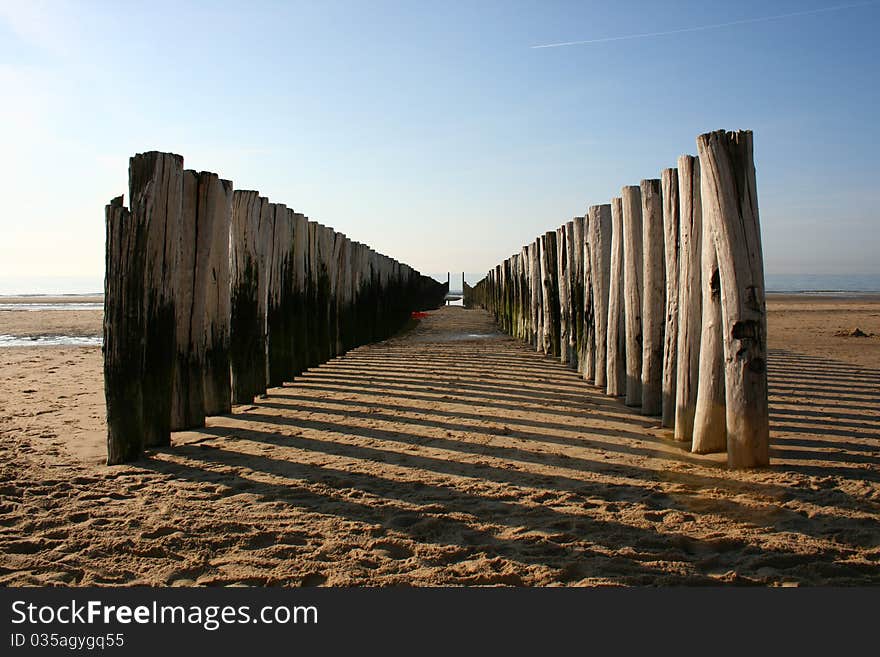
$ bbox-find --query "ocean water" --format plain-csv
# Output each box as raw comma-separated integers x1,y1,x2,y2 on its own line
765,273,880,293
0,335,102,347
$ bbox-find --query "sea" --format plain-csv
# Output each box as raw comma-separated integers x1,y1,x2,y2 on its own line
0,273,878,347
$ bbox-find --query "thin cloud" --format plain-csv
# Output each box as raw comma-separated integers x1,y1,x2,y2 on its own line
531,1,878,49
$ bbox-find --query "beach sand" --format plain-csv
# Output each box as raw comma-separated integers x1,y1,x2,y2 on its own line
0,297,878,586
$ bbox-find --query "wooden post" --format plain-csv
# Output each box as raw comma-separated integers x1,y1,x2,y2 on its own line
130,151,183,448
606,197,627,397
171,170,204,432
291,212,309,374
266,203,291,387
640,179,664,416
691,225,727,454
572,216,585,373
582,214,595,382
697,129,769,468
674,156,702,442
171,171,232,430
556,225,570,364
565,220,578,367
230,191,267,404
104,196,145,464
530,239,542,351
621,185,643,407
540,231,560,356
661,168,680,428
588,205,612,390
199,175,233,417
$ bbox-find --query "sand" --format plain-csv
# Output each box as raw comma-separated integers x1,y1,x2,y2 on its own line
0,297,878,586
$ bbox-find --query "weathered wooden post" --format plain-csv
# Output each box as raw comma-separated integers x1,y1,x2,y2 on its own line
697,129,769,468
266,203,292,387
691,225,727,454
606,197,627,397
661,168,680,428
257,198,274,387
674,156,702,442
172,170,233,430
621,185,643,407
171,170,204,431
540,231,560,356
104,196,144,464
131,151,183,448
230,191,267,404
556,226,570,364
588,205,612,389
291,212,309,374
572,216,585,373
530,239,542,351
581,215,595,382
198,174,232,417
565,220,578,367
640,179,665,416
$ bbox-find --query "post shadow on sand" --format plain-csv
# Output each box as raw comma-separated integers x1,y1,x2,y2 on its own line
139,342,879,584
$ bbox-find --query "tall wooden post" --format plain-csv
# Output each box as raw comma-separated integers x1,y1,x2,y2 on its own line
230,191,267,404
130,151,183,448
692,226,727,454
564,221,578,366
640,179,664,416
621,185,643,407
697,129,769,468
582,214,595,382
540,231,559,356
605,197,627,397
661,168,680,428
588,205,612,390
556,226,570,364
529,239,542,350
572,216,585,373
674,156,702,442
104,196,145,464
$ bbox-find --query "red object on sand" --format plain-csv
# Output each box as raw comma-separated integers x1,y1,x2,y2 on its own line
411,311,429,319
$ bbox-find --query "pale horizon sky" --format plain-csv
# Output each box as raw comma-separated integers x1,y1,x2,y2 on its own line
1,0,878,294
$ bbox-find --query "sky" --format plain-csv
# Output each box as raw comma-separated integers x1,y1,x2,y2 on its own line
0,0,878,293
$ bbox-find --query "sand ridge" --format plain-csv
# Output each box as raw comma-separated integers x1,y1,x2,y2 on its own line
0,303,878,586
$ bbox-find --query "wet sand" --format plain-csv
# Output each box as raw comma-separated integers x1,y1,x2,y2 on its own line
0,298,878,586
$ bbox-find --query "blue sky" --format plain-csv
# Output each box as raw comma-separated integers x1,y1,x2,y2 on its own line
1,0,878,292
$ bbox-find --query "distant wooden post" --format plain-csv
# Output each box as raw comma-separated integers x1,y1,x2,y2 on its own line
104,196,145,464
605,197,627,397
691,226,727,454
674,156,702,442
292,212,309,373
540,231,560,356
661,168,680,428
130,151,183,448
556,226,570,364
697,129,769,468
621,185,643,407
588,205,612,389
640,179,664,416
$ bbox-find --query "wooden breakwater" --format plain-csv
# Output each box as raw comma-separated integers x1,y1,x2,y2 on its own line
464,130,769,469
104,151,447,465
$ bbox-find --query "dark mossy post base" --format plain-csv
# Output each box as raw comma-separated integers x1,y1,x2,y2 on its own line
464,129,769,470
105,150,446,464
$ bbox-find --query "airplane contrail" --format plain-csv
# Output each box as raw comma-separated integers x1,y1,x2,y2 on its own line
530,1,878,49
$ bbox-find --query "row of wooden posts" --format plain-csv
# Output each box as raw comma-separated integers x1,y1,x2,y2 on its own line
464,130,769,469
104,151,447,465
